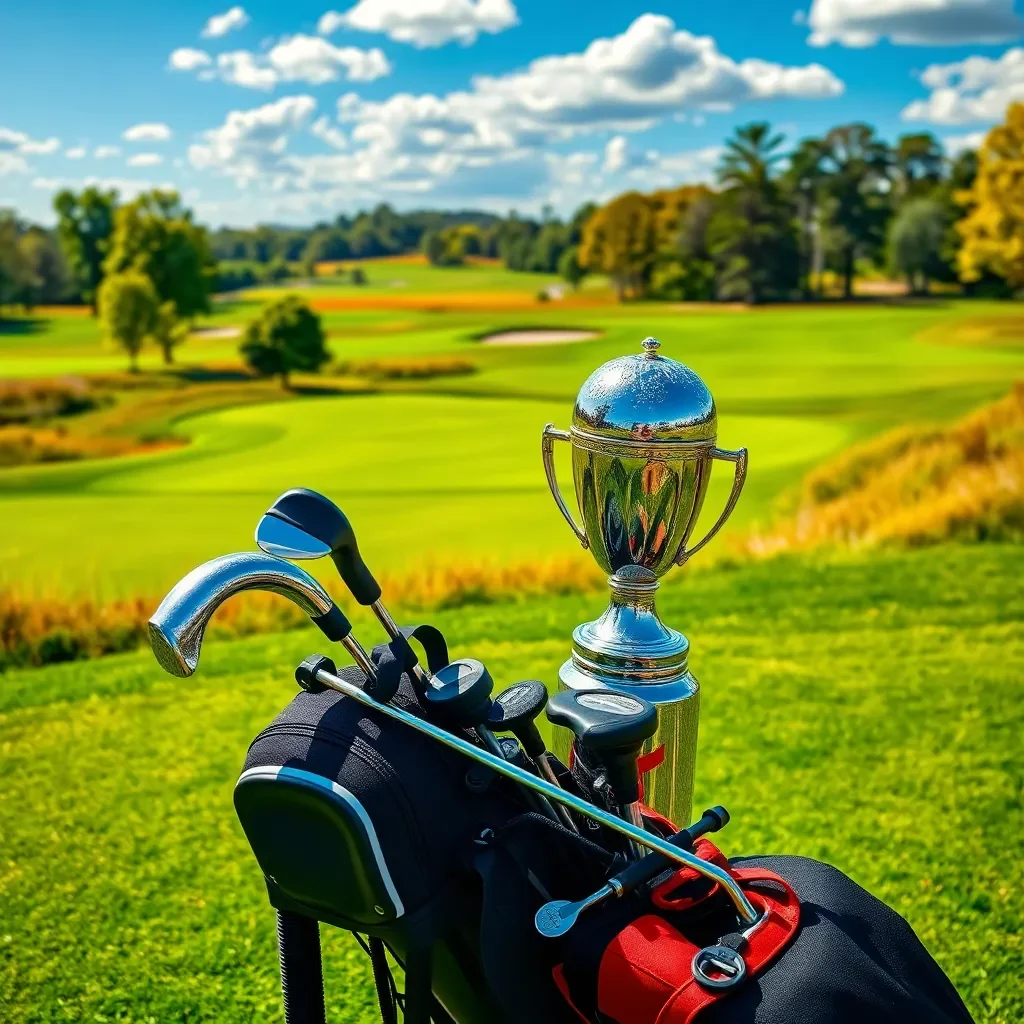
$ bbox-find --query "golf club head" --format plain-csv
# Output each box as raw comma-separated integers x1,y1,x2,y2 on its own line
534,899,581,939
256,488,381,605
148,551,337,678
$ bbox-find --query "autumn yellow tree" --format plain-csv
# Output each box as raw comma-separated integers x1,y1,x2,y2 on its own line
956,102,1024,289
578,192,657,300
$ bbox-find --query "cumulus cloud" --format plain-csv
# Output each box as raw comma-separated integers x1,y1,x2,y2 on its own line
123,122,173,142
202,5,250,38
186,35,391,90
805,0,1022,47
188,95,318,184
902,48,1024,123
169,47,213,71
310,115,348,149
94,145,122,159
127,153,164,167
943,130,987,153
66,146,87,159
318,0,519,48
31,176,178,200
19,136,60,155
0,127,62,172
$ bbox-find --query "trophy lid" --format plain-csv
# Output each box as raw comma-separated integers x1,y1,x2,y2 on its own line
571,338,717,443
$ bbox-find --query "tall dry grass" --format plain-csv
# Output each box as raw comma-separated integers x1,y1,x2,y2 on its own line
331,357,477,381
0,556,601,670
745,383,1024,556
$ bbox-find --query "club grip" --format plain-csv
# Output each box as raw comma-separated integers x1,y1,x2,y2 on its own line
331,513,382,605
614,806,729,892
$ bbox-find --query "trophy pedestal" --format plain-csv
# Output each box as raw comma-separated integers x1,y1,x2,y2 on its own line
554,566,700,825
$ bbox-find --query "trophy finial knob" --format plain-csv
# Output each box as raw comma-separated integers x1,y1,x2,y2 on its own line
641,337,661,357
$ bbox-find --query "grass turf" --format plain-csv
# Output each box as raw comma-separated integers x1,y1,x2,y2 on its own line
1,295,1022,598
0,545,1021,1023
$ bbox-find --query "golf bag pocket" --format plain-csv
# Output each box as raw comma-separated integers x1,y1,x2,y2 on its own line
554,857,800,1024
234,664,518,931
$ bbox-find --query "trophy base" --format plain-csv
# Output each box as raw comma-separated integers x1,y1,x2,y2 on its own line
553,565,700,825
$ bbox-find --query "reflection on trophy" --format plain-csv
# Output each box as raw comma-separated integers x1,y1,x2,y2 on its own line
542,337,748,824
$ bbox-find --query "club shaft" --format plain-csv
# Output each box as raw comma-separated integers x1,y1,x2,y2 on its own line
341,636,377,680
369,599,432,688
315,666,758,926
536,754,579,833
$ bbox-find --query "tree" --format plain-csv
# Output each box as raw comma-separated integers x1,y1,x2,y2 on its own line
708,123,799,303
18,228,70,306
956,102,1024,291
104,189,215,322
893,133,944,200
53,186,117,311
578,192,657,299
240,295,329,388
421,230,447,266
151,301,190,365
98,270,158,371
817,124,892,298
0,211,32,308
558,246,585,290
888,198,948,294
782,138,827,298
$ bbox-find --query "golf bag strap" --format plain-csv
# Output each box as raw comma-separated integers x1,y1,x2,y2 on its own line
554,868,800,1024
367,938,399,1024
370,624,450,696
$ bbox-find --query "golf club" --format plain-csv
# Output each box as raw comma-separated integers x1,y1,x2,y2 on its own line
488,681,578,832
148,551,381,685
534,805,730,938
546,689,659,858
255,488,512,762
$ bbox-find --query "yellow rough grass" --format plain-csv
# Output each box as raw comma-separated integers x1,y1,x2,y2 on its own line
745,384,1024,555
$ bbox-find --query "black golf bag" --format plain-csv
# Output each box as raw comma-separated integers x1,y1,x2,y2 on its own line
235,659,975,1024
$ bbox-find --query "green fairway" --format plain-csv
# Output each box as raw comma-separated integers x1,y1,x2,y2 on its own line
1,296,1022,597
1,546,1021,1023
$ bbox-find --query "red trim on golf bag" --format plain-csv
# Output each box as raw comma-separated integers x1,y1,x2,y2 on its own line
553,847,801,1024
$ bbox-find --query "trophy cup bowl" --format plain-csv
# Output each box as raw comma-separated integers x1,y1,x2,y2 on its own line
541,337,747,824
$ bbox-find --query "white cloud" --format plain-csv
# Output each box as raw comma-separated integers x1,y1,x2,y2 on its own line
318,0,519,48
127,153,164,167
806,0,1022,47
94,145,122,159
19,136,60,155
268,34,391,83
202,5,250,38
943,130,987,153
209,35,390,90
603,135,629,173
0,127,62,168
310,115,348,149
31,176,178,200
66,146,87,159
123,122,173,142
169,47,213,71
902,48,1024,123
335,14,841,159
189,95,318,184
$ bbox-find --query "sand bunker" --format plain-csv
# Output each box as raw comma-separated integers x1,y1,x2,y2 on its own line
191,326,242,339
480,329,600,346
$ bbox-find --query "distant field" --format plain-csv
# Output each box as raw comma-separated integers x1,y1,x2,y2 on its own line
1,546,1021,1023
1,273,1023,598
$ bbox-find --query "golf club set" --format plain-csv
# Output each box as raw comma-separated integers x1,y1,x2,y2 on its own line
148,342,977,1024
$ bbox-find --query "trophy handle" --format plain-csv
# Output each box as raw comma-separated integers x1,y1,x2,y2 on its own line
541,424,589,549
676,447,748,565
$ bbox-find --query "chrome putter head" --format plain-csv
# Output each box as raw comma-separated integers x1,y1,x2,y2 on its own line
148,551,343,678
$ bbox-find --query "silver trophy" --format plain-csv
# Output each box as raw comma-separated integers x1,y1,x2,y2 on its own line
541,337,748,824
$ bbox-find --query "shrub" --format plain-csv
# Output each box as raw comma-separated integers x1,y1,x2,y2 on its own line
0,377,99,425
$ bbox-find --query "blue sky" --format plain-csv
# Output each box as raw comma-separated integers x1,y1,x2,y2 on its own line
1,0,1021,227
